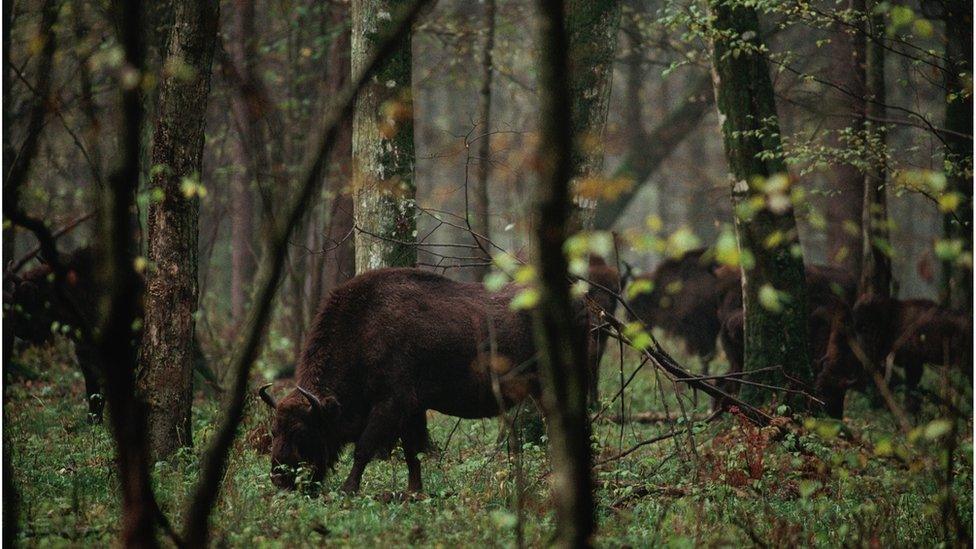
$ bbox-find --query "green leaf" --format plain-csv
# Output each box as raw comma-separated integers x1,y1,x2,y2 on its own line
758,284,784,313
798,479,820,499
923,419,952,440
626,278,654,300
483,272,508,292
509,288,540,310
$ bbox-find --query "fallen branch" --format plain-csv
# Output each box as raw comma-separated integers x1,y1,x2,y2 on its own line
601,411,714,425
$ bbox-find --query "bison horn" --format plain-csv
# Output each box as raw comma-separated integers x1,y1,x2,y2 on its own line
257,383,277,409
296,386,323,414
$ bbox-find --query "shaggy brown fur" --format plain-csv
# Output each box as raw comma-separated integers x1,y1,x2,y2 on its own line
712,263,856,413
850,295,971,412
626,250,732,371
264,268,591,493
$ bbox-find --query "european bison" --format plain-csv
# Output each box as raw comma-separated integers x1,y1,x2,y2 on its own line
626,249,733,372
775,295,971,418
627,248,856,378
711,263,857,412
4,247,104,422
4,246,215,423
849,295,970,412
259,267,592,493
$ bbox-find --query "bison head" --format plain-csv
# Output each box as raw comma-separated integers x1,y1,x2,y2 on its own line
259,384,339,490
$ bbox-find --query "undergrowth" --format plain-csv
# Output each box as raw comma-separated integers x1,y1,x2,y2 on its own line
5,336,972,547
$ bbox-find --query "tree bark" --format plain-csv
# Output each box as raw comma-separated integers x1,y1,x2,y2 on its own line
566,0,621,231
858,0,892,300
708,0,813,402
321,0,356,295
227,0,257,328
823,1,864,273
352,0,417,272
470,0,496,279
941,0,973,311
139,0,219,460
534,1,594,546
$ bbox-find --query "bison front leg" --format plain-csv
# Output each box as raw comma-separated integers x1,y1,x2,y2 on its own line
402,411,429,494
75,343,104,424
340,401,403,494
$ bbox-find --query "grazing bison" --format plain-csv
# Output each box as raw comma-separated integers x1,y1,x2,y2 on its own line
628,248,856,377
259,268,592,493
712,263,857,412
626,249,734,372
850,295,971,412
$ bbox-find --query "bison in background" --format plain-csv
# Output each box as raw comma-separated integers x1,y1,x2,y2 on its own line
585,255,621,402
626,249,734,373
4,246,216,423
4,247,105,422
627,248,856,377
259,267,593,493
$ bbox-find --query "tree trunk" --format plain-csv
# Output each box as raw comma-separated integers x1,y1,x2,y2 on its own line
139,0,219,460
470,0,496,280
594,76,713,230
352,0,417,273
534,1,594,546
321,0,356,295
858,0,892,300
941,0,973,311
566,0,621,231
227,0,257,329
708,0,813,402
823,1,864,273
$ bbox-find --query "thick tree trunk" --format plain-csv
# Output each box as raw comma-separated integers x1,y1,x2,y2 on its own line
566,0,621,231
470,0,496,280
858,0,892,300
941,0,973,311
139,0,219,460
823,2,865,273
708,0,813,402
352,0,417,272
321,1,356,295
100,2,160,544
534,1,594,546
227,0,256,328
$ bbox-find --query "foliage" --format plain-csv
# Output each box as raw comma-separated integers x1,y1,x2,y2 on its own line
6,339,971,546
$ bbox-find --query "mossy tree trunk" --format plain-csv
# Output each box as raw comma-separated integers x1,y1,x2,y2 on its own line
708,0,813,403
941,0,973,312
566,0,621,231
139,0,219,460
858,0,892,300
534,1,595,545
352,0,417,273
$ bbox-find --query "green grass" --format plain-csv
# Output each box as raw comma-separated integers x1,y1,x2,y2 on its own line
6,336,973,547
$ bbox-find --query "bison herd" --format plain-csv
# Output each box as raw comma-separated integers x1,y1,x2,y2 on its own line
3,246,971,494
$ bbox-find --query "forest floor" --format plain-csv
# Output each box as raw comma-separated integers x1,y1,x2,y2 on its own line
5,337,973,547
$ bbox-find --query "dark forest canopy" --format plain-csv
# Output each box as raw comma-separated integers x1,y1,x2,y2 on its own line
1,0,972,546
